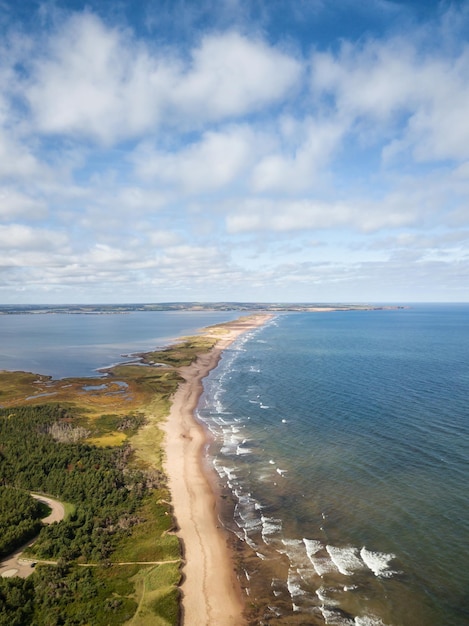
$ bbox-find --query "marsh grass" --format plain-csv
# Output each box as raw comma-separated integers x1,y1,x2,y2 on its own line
141,336,217,367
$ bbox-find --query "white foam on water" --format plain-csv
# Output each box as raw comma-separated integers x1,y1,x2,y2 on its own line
269,459,275,464
261,515,282,544
326,546,365,576
221,429,246,455
211,416,228,427
267,605,282,616
236,444,252,455
360,547,397,578
297,567,315,585
304,538,336,577
222,466,237,481
316,586,340,606
355,616,387,626
233,510,259,534
311,554,339,577
232,487,243,499
280,538,312,569
303,538,322,557
214,400,226,414
319,607,355,626
243,533,258,550
286,569,307,611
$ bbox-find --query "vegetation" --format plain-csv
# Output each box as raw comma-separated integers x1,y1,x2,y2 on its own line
141,336,218,367
0,329,229,625
0,405,147,561
0,563,137,626
0,400,181,624
0,487,44,558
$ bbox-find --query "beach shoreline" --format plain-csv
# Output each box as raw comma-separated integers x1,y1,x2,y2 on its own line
162,314,273,626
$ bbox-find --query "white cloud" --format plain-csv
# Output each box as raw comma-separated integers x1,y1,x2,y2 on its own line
0,188,47,220
0,4,468,302
250,117,346,192
26,13,161,144
170,31,301,122
0,131,44,180
226,196,418,235
148,230,183,247
0,224,68,251
311,35,469,162
24,14,301,145
133,125,261,192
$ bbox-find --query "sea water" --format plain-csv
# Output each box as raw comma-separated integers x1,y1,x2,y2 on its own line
197,305,469,625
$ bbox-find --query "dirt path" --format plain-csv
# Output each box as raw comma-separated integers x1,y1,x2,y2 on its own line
0,494,65,579
30,494,65,524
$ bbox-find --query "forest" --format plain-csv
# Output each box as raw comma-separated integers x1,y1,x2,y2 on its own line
0,403,180,625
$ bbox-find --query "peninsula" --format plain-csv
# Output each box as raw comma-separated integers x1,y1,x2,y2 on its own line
0,313,272,624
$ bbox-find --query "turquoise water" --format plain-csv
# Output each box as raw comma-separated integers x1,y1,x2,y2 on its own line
0,310,240,378
198,306,469,625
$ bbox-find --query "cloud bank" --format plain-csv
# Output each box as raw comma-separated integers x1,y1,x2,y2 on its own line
1,1,468,302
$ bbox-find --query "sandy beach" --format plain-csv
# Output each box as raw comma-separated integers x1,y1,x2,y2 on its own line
163,314,272,626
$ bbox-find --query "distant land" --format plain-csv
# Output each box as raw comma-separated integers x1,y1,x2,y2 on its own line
0,303,406,314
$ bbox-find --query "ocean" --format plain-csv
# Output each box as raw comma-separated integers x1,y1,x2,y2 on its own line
198,305,469,626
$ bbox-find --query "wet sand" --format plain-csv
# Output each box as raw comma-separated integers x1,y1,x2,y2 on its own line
163,314,272,626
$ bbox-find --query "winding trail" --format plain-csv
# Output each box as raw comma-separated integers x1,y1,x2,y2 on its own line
0,494,65,579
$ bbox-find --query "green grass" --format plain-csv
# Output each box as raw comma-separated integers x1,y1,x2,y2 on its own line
62,501,76,520
127,563,181,626
142,336,217,368
112,493,180,563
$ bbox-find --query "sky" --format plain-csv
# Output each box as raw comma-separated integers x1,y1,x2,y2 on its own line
1,0,468,304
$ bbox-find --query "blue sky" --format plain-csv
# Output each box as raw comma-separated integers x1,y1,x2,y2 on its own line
1,0,468,303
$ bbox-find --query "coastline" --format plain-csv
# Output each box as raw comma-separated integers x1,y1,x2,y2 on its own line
163,314,273,625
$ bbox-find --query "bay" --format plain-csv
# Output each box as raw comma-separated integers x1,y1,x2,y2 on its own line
0,310,241,378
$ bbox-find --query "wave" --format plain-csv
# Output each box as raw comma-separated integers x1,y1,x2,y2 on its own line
261,515,282,544
360,547,397,578
326,546,366,576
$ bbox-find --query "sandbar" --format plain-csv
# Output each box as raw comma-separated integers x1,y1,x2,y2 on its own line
163,314,273,625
